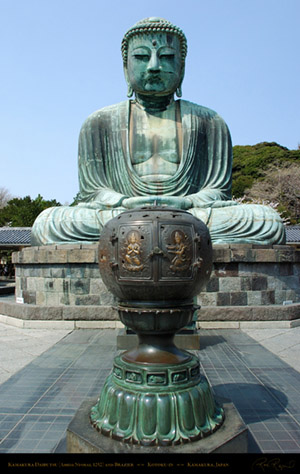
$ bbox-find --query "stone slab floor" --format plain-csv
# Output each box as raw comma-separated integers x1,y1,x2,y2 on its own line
0,326,299,454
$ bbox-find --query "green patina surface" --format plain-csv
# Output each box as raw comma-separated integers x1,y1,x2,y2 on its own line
31,17,285,247
90,354,224,446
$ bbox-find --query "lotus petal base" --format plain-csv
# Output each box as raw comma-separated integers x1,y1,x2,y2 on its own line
90,354,224,446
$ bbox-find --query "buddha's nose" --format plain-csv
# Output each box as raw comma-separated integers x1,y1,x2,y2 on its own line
147,52,160,72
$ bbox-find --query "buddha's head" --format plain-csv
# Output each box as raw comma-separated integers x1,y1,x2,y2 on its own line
122,17,187,99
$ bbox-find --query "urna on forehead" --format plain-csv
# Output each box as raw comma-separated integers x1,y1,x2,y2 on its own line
121,17,188,63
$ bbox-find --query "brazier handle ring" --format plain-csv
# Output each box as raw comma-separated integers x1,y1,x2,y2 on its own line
149,246,166,258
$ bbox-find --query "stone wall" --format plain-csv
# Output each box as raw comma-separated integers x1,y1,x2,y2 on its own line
13,244,115,307
12,243,300,308
199,244,300,307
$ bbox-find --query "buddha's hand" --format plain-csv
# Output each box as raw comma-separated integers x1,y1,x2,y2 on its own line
159,196,193,209
122,196,193,210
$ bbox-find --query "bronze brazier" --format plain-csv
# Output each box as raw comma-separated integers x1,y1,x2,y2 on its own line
90,207,224,445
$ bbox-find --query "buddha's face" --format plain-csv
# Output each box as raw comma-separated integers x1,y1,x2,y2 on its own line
125,33,183,96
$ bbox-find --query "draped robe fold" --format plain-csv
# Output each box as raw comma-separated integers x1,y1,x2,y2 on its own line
31,100,285,246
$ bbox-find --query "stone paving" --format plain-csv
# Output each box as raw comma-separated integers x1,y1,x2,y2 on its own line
243,327,300,373
0,320,299,454
0,322,71,385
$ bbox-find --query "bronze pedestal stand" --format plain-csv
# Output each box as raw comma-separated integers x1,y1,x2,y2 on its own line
90,207,224,446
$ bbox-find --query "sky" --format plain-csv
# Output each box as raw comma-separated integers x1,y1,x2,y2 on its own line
1,0,299,204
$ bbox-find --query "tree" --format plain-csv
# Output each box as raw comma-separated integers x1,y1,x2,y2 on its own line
232,142,300,224
0,194,61,227
232,142,300,197
0,187,13,209
243,164,300,224
70,191,82,206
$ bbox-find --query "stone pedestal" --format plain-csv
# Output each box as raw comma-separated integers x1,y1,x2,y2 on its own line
7,244,300,325
12,244,112,307
13,244,300,308
67,397,248,453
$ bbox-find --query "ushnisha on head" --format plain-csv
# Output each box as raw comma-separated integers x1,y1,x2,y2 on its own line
122,17,187,99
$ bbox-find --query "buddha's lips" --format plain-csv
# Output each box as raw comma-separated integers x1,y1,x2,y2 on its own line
144,74,163,84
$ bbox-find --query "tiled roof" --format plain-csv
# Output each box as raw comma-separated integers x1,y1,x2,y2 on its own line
0,227,31,246
0,226,299,246
285,226,300,243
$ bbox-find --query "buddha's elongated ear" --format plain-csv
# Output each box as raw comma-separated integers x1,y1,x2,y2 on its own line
176,86,182,98
176,65,185,98
127,86,134,98
124,66,134,98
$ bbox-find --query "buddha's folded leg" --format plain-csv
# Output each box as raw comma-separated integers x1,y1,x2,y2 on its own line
31,203,286,246
31,206,126,246
191,204,285,245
